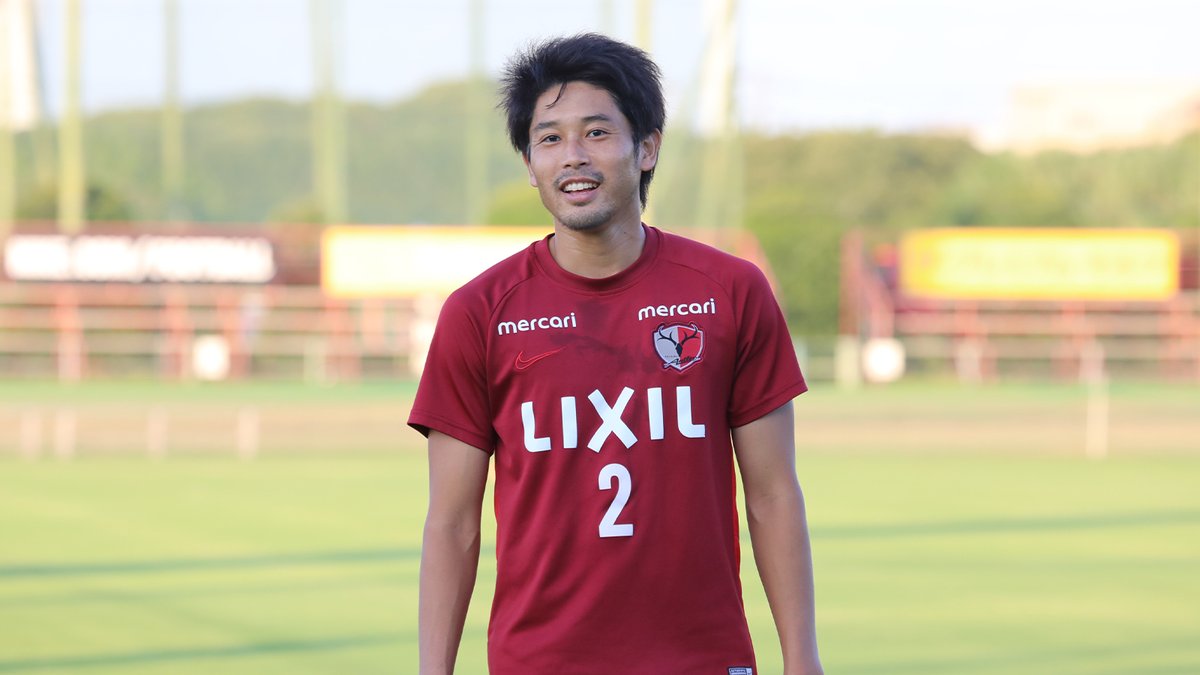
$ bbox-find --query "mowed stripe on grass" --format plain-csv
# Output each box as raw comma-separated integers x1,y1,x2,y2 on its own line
0,380,1197,673
0,457,427,674
2,452,1197,674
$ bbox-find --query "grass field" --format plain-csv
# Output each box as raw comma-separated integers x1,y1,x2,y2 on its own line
1,381,1198,674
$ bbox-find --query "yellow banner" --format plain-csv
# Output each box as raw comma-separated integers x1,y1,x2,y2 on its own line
900,228,1180,301
321,226,548,297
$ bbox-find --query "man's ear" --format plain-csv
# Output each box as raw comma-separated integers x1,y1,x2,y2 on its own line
638,130,662,172
523,151,538,187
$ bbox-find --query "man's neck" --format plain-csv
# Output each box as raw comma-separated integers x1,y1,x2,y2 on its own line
549,220,646,279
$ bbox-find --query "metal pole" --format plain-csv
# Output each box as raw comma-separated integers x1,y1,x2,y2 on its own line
635,0,653,51
466,0,487,224
599,0,615,35
162,0,185,221
57,0,84,232
310,0,346,224
696,0,740,233
28,0,54,186
0,1,15,232
636,0,655,226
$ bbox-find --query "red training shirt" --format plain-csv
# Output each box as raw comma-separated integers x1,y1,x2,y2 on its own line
409,225,806,674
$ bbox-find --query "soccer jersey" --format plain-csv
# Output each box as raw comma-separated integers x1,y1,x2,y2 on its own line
409,225,806,674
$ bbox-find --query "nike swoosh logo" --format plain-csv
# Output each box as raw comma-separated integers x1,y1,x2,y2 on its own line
515,347,566,371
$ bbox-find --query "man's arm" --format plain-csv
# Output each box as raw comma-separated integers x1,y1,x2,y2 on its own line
732,401,823,675
420,431,490,675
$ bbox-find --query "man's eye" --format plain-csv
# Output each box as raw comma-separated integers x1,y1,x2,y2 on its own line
541,134,560,144
587,129,608,138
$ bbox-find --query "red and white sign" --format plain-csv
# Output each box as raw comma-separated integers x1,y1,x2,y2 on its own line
3,234,276,284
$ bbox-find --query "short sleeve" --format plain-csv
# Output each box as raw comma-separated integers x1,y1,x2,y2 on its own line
407,291,495,453
727,264,807,428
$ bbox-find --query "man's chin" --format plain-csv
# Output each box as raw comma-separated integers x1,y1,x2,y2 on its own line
555,209,610,232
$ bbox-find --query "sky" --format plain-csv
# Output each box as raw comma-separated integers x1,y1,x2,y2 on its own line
24,0,1200,136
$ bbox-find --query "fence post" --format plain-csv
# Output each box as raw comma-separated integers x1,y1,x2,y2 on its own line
1081,340,1109,460
19,410,42,460
304,338,328,383
409,293,440,378
834,335,861,389
237,407,260,460
147,406,168,459
53,409,77,459
955,338,985,384
836,230,863,389
57,333,83,382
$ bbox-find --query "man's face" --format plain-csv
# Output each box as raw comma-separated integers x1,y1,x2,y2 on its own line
524,81,660,232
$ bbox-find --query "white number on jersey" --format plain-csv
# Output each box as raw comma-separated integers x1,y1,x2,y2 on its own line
597,463,634,538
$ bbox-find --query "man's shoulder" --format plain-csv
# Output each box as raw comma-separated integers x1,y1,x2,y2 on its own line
444,240,541,312
656,228,766,284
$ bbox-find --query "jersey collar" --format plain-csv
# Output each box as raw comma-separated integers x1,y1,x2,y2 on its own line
533,224,661,294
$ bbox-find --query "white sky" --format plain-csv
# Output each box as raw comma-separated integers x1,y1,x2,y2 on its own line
27,0,1200,134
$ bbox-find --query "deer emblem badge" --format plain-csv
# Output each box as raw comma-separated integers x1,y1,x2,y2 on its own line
653,322,705,372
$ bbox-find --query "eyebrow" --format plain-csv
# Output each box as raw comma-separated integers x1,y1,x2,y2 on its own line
532,114,616,133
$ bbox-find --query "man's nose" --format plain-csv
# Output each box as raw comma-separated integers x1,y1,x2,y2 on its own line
562,136,589,167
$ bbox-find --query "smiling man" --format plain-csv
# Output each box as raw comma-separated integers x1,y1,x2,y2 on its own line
410,33,823,675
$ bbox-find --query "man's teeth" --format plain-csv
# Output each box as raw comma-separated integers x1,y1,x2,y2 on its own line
563,182,598,192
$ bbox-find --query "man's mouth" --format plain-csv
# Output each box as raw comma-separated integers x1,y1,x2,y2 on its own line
561,180,599,194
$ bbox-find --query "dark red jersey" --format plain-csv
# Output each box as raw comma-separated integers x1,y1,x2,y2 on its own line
410,225,806,674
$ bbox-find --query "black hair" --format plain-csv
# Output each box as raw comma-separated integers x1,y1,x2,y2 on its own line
499,33,666,208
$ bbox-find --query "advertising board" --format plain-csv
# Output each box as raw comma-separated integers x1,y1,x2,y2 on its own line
899,228,1180,301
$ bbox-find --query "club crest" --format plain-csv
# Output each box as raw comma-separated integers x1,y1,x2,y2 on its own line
653,322,704,372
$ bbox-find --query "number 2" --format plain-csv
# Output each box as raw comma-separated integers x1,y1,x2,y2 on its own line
597,463,633,538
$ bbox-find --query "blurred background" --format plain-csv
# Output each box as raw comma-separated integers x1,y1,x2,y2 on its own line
0,1,1197,673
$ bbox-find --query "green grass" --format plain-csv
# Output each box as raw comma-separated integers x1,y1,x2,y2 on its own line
0,379,419,405
1,381,1198,673
0,456,426,675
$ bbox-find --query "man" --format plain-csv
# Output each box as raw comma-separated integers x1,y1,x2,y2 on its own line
410,33,822,675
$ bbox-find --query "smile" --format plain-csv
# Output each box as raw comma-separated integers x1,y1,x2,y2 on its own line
561,180,599,193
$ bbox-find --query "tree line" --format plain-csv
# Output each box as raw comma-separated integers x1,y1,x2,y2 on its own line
8,79,1198,335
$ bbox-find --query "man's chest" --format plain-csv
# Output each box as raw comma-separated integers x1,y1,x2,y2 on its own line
484,286,737,455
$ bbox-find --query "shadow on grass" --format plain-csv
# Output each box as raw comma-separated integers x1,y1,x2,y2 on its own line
0,633,407,672
0,573,407,609
0,547,424,579
845,636,1199,674
814,508,1200,540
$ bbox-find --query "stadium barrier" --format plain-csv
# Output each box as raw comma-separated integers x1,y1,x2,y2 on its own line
842,228,1200,382
892,297,1200,381
0,223,783,382
0,282,419,381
